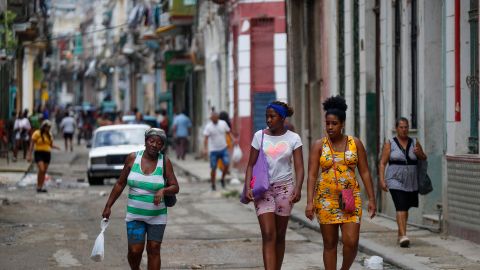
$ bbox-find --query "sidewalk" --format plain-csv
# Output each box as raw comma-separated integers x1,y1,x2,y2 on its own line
0,138,79,176
171,154,480,270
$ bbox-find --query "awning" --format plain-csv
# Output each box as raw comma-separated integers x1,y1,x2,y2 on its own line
155,25,177,36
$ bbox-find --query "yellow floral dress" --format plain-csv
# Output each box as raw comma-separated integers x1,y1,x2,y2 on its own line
314,136,362,224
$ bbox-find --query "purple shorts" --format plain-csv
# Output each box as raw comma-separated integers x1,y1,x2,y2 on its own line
254,179,294,217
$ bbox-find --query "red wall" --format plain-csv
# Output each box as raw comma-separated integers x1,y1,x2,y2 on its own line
230,1,286,171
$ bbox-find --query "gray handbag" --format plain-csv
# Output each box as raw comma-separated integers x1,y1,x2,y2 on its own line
417,159,433,195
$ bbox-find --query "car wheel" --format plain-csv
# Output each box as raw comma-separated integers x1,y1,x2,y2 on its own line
88,176,104,185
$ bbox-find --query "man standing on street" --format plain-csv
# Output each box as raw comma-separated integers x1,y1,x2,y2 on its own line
172,109,192,160
203,112,235,191
60,111,76,152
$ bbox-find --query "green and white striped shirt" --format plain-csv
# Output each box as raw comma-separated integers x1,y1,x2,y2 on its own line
125,150,167,224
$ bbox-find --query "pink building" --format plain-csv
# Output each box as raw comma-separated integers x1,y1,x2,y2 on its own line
228,0,287,168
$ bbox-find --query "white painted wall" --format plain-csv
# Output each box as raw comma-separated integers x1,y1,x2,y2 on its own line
197,3,228,122
344,0,354,135
238,34,251,117
444,0,471,155
379,0,395,142
274,33,287,102
329,0,339,96
22,47,37,113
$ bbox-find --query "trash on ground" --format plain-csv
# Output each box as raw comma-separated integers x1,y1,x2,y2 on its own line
364,255,383,269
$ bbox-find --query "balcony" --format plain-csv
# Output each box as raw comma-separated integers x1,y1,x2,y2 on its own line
8,0,48,42
169,0,196,25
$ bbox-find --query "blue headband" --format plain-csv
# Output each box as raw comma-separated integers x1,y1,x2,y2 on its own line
267,103,288,118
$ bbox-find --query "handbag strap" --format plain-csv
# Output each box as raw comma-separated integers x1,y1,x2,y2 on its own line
162,153,168,186
325,136,348,189
260,129,265,150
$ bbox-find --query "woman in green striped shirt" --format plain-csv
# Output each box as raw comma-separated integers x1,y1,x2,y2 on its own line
102,128,179,270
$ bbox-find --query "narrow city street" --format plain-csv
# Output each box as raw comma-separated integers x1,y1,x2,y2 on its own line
0,144,392,269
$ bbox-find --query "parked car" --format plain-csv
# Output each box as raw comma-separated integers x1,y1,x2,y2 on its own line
87,124,149,185
122,115,158,128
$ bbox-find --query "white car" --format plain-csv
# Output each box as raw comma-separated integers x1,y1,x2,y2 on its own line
87,124,149,185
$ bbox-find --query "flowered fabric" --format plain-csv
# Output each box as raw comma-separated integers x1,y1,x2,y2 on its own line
315,136,362,224
254,179,294,216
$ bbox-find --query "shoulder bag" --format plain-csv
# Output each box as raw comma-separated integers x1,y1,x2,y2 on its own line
326,137,355,213
240,130,270,204
162,154,177,207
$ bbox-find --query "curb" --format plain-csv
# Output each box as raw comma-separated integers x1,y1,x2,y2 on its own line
0,160,32,173
170,160,209,182
288,208,434,270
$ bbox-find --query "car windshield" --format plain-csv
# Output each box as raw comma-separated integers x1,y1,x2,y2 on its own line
93,129,145,147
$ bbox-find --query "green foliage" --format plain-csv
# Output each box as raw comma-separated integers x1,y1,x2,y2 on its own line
0,10,17,50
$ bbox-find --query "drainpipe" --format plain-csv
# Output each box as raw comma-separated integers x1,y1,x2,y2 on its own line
455,0,461,121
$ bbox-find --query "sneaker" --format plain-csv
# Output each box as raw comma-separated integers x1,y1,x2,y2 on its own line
36,188,48,193
211,185,216,191
399,236,410,248
220,179,226,188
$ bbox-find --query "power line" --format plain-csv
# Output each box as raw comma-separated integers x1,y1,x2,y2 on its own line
30,22,130,44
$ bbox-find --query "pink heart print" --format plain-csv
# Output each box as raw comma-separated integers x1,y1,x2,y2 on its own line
264,141,289,159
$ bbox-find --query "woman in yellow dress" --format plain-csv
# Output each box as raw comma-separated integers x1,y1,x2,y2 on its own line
305,95,376,270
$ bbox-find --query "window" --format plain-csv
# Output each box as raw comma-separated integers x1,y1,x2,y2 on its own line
468,0,479,154
353,0,360,136
411,0,418,129
394,0,402,121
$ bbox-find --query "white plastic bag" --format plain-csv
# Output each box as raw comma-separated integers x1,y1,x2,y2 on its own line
90,218,109,262
364,255,383,269
232,145,243,163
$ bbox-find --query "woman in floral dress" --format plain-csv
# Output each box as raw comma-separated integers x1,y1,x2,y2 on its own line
305,95,376,270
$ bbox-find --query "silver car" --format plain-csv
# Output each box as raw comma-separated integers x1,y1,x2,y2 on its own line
87,124,149,185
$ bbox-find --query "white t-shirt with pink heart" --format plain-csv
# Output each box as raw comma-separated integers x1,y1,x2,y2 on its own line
251,129,303,184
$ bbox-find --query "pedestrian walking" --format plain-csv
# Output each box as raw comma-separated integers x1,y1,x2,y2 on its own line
203,112,236,190
76,111,85,145
172,110,192,160
13,110,31,161
6,111,16,153
29,105,44,133
157,109,169,134
60,111,76,152
243,101,304,270
305,95,376,270
378,117,427,248
101,128,179,270
27,120,60,193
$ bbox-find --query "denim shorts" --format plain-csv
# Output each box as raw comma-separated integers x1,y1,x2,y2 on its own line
209,148,229,169
126,220,166,244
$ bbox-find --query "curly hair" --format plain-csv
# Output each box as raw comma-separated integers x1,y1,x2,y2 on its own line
322,95,348,122
270,101,294,117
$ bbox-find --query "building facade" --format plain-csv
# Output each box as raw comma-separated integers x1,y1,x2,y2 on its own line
286,0,480,243
228,0,287,168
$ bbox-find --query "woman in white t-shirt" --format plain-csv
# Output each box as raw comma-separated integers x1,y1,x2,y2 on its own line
244,101,304,270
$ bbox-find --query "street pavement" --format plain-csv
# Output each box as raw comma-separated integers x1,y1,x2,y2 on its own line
171,154,480,270
0,140,366,269
1,140,480,269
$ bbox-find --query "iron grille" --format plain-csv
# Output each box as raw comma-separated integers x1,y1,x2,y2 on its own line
106,154,128,165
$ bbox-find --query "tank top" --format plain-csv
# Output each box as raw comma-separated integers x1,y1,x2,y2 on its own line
385,137,418,192
125,151,167,224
